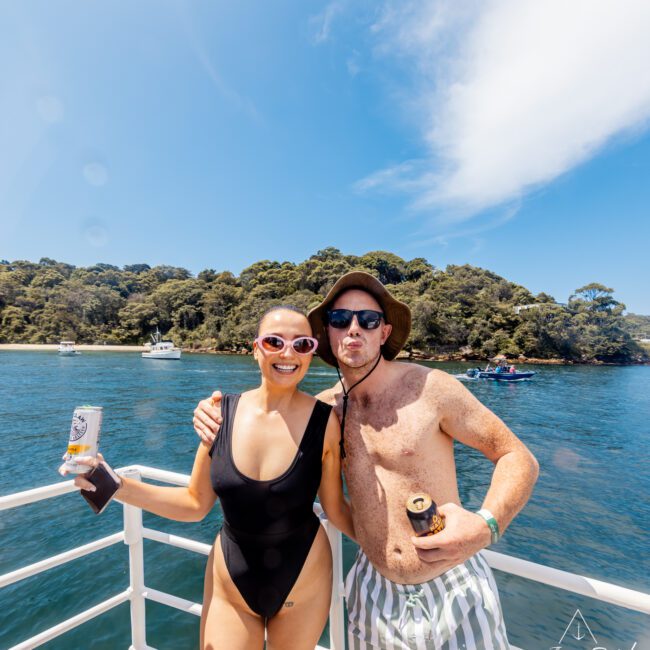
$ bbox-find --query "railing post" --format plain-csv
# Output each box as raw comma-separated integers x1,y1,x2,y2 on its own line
121,468,147,650
325,521,346,650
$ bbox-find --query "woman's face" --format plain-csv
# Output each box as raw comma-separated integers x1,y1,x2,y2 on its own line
253,310,314,388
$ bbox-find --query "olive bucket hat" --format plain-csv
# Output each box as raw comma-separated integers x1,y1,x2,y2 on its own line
307,271,412,367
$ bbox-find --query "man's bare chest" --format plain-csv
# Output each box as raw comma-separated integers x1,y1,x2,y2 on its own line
339,400,445,468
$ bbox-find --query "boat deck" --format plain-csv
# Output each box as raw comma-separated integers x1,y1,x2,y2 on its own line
1,466,648,650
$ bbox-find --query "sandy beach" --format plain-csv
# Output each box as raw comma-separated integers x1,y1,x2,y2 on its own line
1,343,646,364
0,344,145,352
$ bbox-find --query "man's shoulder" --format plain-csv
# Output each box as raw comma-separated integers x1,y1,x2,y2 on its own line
315,383,341,406
422,365,465,395
388,361,461,399
389,360,449,384
425,365,459,385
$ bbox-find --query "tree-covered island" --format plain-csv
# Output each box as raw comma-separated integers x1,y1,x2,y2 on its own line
1,249,647,364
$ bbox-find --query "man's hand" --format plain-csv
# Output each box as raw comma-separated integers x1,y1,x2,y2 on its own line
410,502,492,571
193,391,223,445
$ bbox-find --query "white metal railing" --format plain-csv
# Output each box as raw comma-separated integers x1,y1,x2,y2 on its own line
1,466,649,650
0,465,344,650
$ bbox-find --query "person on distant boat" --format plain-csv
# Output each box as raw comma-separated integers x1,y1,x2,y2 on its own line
194,272,539,650
61,305,354,650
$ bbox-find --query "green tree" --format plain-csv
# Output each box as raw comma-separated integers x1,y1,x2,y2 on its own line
0,306,29,341
0,254,646,363
116,297,160,342
357,251,406,285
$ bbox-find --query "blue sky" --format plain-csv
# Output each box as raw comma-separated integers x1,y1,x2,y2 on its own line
1,1,649,313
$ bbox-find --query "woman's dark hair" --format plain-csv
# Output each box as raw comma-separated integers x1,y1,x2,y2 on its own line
256,305,307,336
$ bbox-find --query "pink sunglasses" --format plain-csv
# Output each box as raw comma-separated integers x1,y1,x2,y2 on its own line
254,335,318,355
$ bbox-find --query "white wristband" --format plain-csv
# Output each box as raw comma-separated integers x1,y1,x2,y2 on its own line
476,508,500,545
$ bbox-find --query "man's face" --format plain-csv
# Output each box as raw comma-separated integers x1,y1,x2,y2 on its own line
328,289,392,369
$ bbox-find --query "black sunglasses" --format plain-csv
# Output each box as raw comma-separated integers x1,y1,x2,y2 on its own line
327,309,384,330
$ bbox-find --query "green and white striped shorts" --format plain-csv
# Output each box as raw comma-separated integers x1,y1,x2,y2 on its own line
345,550,510,649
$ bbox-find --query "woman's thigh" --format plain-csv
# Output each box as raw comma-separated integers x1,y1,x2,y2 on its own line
201,541,265,650
266,526,333,650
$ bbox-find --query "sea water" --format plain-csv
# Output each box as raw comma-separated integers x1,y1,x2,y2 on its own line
0,352,648,649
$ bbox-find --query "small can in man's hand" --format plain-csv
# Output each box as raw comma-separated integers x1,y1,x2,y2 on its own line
406,492,446,536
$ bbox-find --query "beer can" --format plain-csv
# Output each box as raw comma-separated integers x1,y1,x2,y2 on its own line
406,492,446,537
61,406,103,474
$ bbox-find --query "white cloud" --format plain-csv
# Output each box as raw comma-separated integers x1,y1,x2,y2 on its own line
177,5,260,122
360,0,650,221
403,201,520,249
310,2,345,45
346,49,361,77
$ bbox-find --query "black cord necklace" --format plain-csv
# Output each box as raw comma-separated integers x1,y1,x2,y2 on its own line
335,353,382,459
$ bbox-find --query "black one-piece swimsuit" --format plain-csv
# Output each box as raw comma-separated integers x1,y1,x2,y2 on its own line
209,393,332,619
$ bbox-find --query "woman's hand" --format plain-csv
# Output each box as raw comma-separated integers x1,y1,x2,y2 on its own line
59,447,217,522
193,390,223,445
58,452,119,492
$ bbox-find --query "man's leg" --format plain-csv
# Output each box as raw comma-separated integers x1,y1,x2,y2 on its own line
345,551,419,650
467,552,510,649
346,551,387,648
420,552,510,650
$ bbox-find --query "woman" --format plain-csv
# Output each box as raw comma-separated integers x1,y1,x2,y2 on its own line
62,306,355,650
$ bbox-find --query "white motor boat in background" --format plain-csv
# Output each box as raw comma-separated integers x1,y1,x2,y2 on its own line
142,329,181,360
58,341,81,356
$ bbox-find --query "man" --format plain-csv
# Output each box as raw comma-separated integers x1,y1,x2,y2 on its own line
193,271,539,649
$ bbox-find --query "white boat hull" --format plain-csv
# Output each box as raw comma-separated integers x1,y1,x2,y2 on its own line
58,341,81,355
142,350,181,360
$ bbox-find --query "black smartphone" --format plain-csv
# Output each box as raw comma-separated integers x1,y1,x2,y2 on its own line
80,462,121,514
